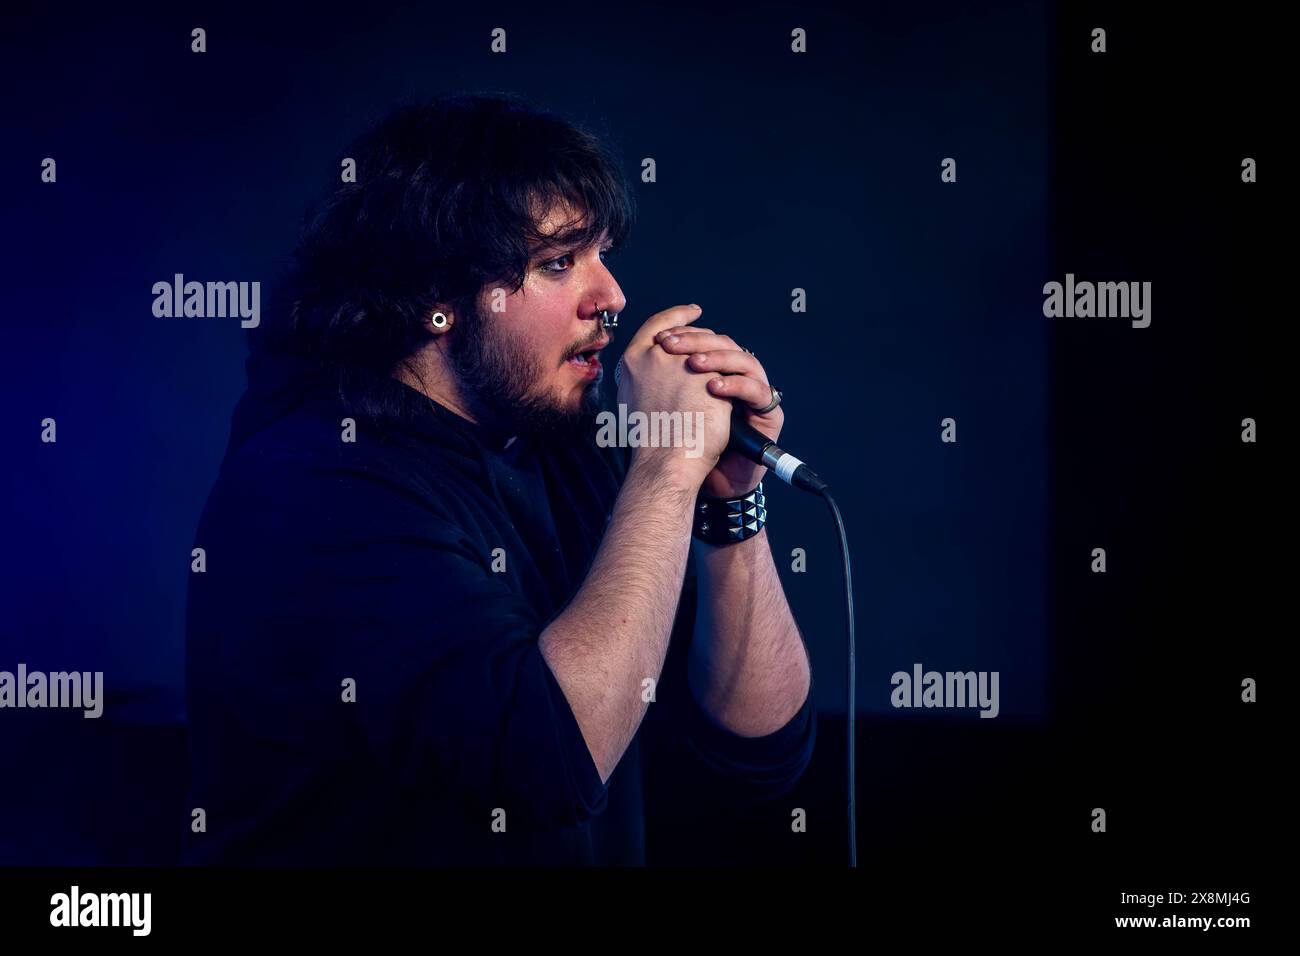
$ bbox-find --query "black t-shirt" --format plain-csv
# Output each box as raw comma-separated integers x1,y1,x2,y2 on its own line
182,357,815,865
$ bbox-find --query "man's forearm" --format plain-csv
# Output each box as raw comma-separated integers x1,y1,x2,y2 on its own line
688,526,812,737
539,454,697,783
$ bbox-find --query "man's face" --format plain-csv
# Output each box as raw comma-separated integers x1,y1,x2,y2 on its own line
446,205,627,438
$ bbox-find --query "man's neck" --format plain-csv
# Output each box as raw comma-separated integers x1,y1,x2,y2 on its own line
392,347,522,448
392,346,480,425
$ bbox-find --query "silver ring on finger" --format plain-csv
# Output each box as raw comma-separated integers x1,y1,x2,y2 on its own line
752,385,783,415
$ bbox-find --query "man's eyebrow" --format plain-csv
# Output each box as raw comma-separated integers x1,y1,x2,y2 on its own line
528,234,577,254
528,233,612,257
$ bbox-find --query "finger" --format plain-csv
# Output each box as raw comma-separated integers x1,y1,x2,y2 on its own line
707,374,778,411
657,331,740,354
654,325,715,342
684,350,767,382
630,304,704,347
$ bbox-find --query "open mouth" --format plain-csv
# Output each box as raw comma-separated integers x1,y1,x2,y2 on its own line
565,339,608,374
566,349,601,368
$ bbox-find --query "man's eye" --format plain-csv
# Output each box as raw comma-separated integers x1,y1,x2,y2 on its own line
542,249,614,273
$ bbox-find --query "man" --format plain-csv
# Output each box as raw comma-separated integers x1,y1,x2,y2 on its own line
183,92,815,865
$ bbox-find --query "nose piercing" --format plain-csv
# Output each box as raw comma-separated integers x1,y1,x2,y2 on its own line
597,309,619,330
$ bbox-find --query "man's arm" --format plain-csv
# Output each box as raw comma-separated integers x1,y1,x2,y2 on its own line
640,319,813,740
538,451,697,784
542,301,787,786
686,526,812,737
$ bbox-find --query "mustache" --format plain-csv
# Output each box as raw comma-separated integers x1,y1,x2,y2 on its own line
562,335,610,362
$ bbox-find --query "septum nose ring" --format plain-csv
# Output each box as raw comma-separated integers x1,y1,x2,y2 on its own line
597,309,619,330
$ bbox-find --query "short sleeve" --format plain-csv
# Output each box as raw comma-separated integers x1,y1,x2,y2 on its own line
648,556,817,803
190,448,609,831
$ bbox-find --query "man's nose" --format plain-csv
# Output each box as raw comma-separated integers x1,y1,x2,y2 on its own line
588,285,627,330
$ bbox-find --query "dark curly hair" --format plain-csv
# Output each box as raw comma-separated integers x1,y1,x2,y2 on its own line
251,91,636,425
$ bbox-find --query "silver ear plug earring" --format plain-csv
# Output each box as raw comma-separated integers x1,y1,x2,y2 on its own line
430,312,449,329
597,309,619,330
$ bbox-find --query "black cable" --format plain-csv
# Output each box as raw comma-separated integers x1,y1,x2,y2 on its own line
820,488,856,867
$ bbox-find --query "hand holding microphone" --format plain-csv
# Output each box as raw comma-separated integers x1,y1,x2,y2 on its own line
615,305,826,497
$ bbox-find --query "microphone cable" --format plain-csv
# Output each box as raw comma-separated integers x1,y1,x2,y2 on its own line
819,488,856,867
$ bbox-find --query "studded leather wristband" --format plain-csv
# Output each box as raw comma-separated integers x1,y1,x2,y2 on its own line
692,482,767,546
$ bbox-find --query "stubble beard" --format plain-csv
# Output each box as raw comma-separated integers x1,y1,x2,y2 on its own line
445,306,602,440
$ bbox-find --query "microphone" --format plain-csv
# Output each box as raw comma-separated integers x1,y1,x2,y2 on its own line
728,406,828,495
613,356,828,495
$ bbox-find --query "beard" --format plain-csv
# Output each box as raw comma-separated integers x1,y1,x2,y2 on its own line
445,305,603,440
